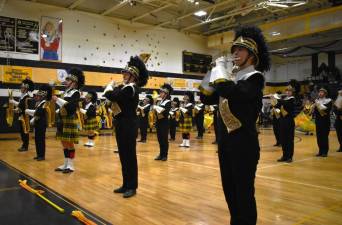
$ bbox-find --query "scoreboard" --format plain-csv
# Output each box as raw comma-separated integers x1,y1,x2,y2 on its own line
182,51,212,74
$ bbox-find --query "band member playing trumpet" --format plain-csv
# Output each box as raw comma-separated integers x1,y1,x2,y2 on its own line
313,88,332,157
169,97,180,141
276,86,295,163
52,68,85,173
179,91,194,148
334,88,342,152
137,95,153,143
25,85,52,161
153,83,172,161
200,25,270,225
9,78,34,152
104,55,148,198
80,91,98,147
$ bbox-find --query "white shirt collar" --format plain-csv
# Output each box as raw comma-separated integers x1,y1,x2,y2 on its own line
235,65,261,83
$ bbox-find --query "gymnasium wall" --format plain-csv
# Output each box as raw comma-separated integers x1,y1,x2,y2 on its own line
0,0,212,74
266,53,342,82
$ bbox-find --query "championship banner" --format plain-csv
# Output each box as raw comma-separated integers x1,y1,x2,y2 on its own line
15,19,39,54
3,66,32,83
0,16,15,52
40,16,62,61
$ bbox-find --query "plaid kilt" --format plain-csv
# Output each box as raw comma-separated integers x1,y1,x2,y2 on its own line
179,117,192,133
83,117,98,131
56,114,79,143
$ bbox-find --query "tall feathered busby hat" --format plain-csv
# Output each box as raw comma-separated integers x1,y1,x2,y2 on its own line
86,91,98,103
289,79,301,94
184,91,194,103
66,67,85,89
21,78,35,92
172,97,180,107
145,94,153,104
122,56,149,87
231,25,271,72
160,83,173,96
36,84,52,101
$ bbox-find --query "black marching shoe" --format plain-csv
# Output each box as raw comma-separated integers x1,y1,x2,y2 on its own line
62,168,74,174
161,157,167,161
33,156,39,160
315,153,322,157
113,186,126,193
154,155,162,160
123,189,136,198
337,148,342,152
18,147,28,152
320,154,328,157
285,158,293,163
277,157,287,162
36,157,45,161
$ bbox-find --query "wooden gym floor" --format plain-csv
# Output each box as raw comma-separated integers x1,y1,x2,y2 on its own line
0,129,341,225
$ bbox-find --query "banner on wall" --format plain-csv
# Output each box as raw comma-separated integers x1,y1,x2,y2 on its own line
15,19,39,54
40,16,62,61
3,66,32,83
0,16,15,52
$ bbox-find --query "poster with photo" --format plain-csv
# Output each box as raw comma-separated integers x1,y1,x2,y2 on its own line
15,18,39,54
0,16,15,52
40,16,62,61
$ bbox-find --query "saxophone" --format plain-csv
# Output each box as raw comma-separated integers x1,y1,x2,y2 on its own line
6,89,14,127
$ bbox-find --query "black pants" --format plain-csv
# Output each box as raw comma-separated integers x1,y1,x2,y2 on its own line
169,119,177,140
335,119,342,151
115,117,138,190
139,117,148,141
272,118,281,145
19,121,29,149
35,125,46,157
316,119,330,155
196,115,204,137
156,119,169,158
213,112,219,142
279,117,295,159
218,120,259,225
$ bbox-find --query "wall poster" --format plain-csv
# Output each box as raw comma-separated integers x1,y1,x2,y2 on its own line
0,16,15,52
15,18,39,54
40,16,62,61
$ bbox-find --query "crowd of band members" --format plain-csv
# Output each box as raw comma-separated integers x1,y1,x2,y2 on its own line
270,85,342,163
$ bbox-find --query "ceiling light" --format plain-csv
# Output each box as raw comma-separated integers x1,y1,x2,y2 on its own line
271,31,281,36
266,2,289,7
194,10,207,17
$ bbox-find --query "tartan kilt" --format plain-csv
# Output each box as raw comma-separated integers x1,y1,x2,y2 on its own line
83,117,98,131
179,117,192,133
56,114,79,143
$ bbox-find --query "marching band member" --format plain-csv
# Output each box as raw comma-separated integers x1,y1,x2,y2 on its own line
276,86,295,162
25,85,52,161
81,91,98,147
9,78,34,152
270,91,281,146
52,68,85,173
104,55,148,198
200,25,270,225
194,99,205,139
334,88,342,152
313,88,332,157
179,92,194,148
169,97,180,141
137,95,153,143
153,84,172,161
